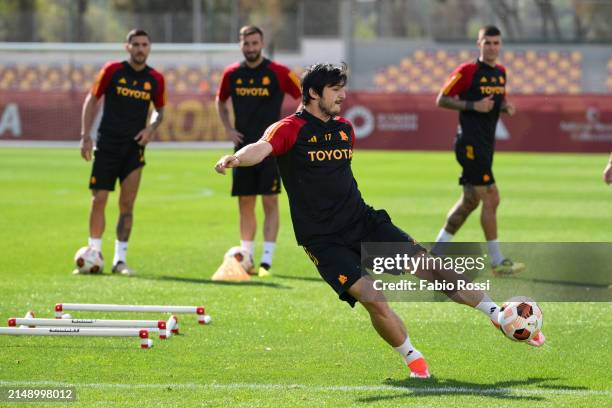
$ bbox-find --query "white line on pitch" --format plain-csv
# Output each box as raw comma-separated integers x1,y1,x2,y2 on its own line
0,381,609,397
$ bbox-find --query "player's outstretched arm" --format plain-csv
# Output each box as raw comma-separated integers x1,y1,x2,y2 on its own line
215,140,273,174
79,93,99,161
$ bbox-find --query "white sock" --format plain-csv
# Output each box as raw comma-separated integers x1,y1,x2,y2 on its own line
487,239,504,266
240,240,254,259
113,240,128,266
475,294,500,320
260,241,276,266
88,238,102,252
435,228,454,243
394,336,422,365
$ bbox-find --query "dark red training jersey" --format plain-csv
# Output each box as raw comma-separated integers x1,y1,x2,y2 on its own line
262,110,368,245
91,61,166,141
217,58,301,148
441,59,506,151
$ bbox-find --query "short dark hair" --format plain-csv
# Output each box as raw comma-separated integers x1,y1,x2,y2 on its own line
239,25,263,40
301,63,348,105
479,25,501,39
126,29,150,43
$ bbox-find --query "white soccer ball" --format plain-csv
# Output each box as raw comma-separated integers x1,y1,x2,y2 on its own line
497,298,543,342
224,246,253,272
74,246,104,274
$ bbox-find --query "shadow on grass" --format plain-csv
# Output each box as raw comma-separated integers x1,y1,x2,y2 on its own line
272,273,323,283
508,276,609,290
356,377,588,403
136,275,293,289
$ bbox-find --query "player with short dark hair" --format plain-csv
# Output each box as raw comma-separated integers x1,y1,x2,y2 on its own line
216,25,301,276
433,25,524,276
215,63,545,379
78,29,165,276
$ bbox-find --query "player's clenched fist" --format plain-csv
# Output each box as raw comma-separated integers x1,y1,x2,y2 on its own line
80,137,93,161
474,95,495,113
215,155,240,174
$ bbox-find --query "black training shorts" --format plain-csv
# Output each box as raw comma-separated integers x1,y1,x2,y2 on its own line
89,139,145,191
302,208,426,307
455,142,495,186
231,155,281,196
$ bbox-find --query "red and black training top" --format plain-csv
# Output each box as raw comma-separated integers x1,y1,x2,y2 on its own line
262,110,368,245
91,61,166,142
217,58,301,148
441,59,506,151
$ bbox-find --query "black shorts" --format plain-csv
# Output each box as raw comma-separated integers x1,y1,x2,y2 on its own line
302,209,426,307
231,155,281,196
89,140,145,191
455,142,495,186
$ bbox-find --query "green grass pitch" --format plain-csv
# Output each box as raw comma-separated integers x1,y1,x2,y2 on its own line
0,148,610,407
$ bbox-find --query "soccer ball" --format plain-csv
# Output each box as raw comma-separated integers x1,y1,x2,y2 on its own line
224,246,253,272
74,246,104,274
497,298,543,341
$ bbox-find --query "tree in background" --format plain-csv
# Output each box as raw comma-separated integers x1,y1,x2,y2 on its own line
0,0,36,41
572,0,612,41
534,0,561,40
489,0,524,41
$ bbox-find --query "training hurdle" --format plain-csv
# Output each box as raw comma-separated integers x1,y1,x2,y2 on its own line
0,327,154,349
9,315,178,339
55,303,211,324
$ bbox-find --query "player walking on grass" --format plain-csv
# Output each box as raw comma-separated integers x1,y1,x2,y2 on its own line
215,63,545,379
433,25,524,276
216,25,301,277
77,29,165,276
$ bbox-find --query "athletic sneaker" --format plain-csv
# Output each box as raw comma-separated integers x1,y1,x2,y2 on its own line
408,357,431,379
492,258,526,276
112,261,135,276
258,263,271,278
491,318,546,347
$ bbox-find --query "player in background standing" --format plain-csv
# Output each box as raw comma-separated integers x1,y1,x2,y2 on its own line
433,25,524,276
215,63,545,379
603,153,612,185
605,153,612,290
216,25,301,276
77,29,165,276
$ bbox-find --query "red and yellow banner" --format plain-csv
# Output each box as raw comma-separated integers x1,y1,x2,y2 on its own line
2,91,611,152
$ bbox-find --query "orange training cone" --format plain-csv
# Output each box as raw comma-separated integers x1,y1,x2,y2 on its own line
211,256,251,281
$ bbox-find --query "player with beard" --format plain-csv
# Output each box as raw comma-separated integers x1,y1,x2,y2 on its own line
77,29,166,276
215,63,545,379
216,25,301,276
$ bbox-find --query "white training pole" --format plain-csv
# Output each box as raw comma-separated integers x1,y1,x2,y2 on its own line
0,327,153,348
61,314,180,335
55,303,211,324
8,315,176,340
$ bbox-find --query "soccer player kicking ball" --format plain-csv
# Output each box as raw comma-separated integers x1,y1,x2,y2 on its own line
215,63,545,379
433,25,524,276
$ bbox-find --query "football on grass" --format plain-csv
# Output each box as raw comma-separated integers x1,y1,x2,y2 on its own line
497,298,543,341
74,246,104,273
224,246,253,272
